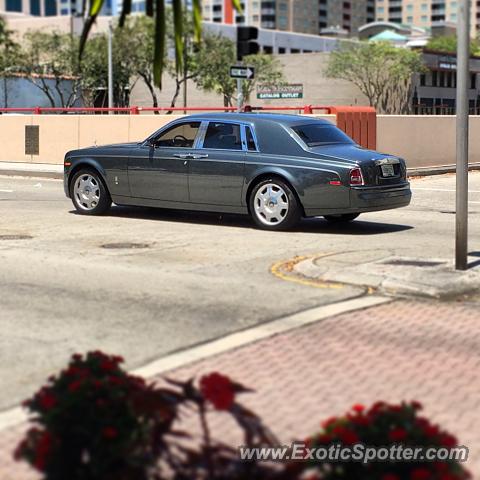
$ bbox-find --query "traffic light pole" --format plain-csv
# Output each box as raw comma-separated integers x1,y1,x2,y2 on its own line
237,78,243,112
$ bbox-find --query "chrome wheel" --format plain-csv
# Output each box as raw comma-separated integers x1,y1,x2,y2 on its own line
253,183,289,226
73,174,101,211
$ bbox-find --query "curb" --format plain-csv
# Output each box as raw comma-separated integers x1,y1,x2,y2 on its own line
0,294,391,432
0,169,62,180
408,163,480,177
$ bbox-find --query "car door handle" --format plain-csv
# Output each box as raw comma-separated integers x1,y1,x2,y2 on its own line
173,153,189,159
190,154,209,159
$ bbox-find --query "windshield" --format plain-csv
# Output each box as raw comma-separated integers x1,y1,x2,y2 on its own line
292,124,355,147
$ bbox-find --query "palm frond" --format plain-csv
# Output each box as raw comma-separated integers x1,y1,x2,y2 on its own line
153,0,165,88
78,0,105,59
231,0,243,14
172,0,183,74
119,0,132,27
192,0,202,44
146,0,153,17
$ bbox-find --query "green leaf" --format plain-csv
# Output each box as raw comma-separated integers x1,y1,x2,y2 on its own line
119,0,132,27
192,0,201,44
78,0,106,59
172,0,183,74
153,0,165,88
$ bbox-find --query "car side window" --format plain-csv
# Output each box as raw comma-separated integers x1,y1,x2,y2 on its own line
202,122,242,150
245,126,258,151
152,122,201,148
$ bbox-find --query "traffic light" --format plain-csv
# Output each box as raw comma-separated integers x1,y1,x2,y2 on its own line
237,26,259,61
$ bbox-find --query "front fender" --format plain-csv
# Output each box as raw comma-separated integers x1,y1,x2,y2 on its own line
65,157,108,198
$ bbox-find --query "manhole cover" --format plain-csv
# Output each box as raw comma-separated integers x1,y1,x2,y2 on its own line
101,242,150,249
383,259,444,268
0,234,33,240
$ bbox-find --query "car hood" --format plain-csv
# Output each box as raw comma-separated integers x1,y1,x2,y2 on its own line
309,144,397,164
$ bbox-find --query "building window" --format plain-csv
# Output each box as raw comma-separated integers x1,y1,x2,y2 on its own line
378,6,384,13
278,47,286,53
471,74,477,90
6,0,22,12
406,4,413,12
450,13,457,21
44,0,57,15
252,14,259,21
407,16,413,23
420,74,426,86
421,15,428,22
30,0,40,14
60,7,69,14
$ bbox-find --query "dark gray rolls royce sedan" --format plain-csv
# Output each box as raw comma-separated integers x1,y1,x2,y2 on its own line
64,113,411,230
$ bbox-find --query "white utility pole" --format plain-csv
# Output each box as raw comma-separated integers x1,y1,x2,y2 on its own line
108,20,114,113
455,0,470,270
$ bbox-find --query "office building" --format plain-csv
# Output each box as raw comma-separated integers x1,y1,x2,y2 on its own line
201,0,375,35
376,0,479,35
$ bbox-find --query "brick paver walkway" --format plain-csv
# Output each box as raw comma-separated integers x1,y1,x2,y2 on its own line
1,298,479,478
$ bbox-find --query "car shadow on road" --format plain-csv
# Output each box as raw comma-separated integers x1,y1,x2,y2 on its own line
77,205,413,236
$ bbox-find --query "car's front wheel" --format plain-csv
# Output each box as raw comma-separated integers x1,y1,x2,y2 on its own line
249,178,301,231
70,169,111,215
323,213,360,223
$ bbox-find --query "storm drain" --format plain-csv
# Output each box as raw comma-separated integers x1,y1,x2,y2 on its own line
101,242,150,250
382,259,445,268
0,234,33,241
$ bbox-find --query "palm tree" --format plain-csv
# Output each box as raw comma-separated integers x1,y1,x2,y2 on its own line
79,0,241,88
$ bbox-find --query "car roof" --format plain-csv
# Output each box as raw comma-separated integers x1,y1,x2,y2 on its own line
186,112,333,128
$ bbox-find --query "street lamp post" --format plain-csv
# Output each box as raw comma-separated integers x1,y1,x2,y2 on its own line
455,0,470,270
108,20,114,113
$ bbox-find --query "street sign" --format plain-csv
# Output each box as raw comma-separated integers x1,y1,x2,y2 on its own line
230,66,255,80
257,84,303,100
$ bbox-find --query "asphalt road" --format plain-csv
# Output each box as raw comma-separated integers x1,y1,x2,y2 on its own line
0,172,479,410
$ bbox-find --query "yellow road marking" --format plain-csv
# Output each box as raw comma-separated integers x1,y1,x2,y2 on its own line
270,254,345,290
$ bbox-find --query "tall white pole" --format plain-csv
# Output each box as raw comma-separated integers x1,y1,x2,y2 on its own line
455,0,470,270
108,20,114,113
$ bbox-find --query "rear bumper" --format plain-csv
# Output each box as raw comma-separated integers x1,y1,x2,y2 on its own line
304,183,411,217
350,183,411,210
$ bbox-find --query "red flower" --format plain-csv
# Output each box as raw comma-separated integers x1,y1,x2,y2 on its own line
411,401,423,411
439,434,457,448
321,416,338,429
352,404,365,413
34,431,53,472
100,360,117,372
199,372,235,410
38,391,56,411
351,415,370,427
389,427,408,442
102,426,118,439
410,468,432,480
68,380,83,393
340,429,359,445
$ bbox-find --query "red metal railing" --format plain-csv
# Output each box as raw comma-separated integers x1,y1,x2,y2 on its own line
0,105,335,115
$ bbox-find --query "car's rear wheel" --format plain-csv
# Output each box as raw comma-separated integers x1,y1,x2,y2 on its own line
323,213,360,223
249,178,301,231
70,169,111,215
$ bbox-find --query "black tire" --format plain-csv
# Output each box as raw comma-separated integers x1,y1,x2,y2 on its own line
323,213,360,223
69,168,112,216
249,178,302,231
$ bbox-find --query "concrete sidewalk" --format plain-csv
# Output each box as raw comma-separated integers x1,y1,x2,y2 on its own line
1,298,479,479
0,162,63,179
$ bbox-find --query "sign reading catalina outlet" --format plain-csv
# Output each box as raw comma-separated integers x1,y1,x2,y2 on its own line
257,84,303,99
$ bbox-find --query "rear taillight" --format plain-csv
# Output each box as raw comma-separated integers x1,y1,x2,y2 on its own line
349,167,364,186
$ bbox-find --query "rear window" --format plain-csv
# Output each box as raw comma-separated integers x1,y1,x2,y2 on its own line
292,124,354,147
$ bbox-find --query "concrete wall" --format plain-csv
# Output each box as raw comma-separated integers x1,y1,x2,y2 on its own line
1,113,480,168
376,115,480,168
130,53,369,109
